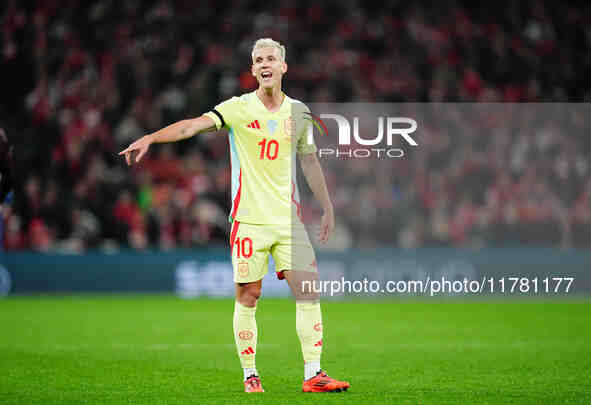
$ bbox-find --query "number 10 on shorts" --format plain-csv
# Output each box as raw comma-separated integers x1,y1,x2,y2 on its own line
234,237,253,258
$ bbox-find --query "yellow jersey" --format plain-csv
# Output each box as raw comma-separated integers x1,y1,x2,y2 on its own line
204,91,316,225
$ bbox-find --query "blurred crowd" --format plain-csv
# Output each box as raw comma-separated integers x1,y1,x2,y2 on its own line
1,0,590,252
313,104,591,250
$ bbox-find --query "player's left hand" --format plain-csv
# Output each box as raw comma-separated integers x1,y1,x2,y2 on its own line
318,208,334,244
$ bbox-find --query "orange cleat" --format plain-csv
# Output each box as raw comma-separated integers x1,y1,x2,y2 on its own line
244,375,264,393
302,370,350,393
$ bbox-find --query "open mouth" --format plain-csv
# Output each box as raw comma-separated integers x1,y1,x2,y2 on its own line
261,71,272,80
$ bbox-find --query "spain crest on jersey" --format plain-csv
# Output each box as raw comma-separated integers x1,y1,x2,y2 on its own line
283,117,294,142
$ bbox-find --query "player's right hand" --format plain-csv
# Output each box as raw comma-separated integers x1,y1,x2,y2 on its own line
119,135,153,165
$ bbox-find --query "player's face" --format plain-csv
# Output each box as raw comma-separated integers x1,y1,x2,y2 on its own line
251,47,287,90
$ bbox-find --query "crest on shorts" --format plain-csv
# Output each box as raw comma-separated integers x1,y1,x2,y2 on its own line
238,261,249,277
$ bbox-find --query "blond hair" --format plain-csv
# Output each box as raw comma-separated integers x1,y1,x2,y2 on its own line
251,38,286,62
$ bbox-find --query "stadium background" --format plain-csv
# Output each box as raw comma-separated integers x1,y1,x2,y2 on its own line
1,1,590,404
2,0,591,254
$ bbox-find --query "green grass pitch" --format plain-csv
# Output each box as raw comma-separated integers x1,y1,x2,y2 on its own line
1,296,590,404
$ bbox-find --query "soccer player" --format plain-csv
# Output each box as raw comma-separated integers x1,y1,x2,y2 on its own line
120,38,350,393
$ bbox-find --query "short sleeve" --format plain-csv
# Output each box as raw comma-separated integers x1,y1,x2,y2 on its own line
294,102,317,155
203,97,239,130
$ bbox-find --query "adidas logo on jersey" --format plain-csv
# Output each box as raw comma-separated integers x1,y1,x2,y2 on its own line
247,120,261,129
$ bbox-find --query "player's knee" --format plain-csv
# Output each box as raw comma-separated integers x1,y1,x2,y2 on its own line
237,283,261,307
239,294,259,307
248,285,262,302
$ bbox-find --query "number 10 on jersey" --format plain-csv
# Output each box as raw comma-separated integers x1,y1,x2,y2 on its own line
258,138,278,160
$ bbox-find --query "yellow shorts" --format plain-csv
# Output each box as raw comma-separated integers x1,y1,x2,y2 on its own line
229,221,317,283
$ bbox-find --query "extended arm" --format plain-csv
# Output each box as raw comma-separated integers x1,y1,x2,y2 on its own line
299,152,334,243
118,115,217,165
